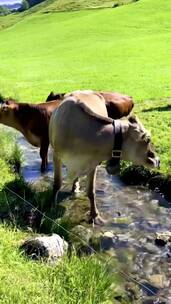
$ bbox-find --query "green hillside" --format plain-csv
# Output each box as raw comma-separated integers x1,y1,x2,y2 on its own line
0,0,134,30
0,0,171,100
0,0,171,175
27,0,133,13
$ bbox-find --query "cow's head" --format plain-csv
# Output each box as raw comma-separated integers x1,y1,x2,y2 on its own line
0,98,17,122
122,115,160,169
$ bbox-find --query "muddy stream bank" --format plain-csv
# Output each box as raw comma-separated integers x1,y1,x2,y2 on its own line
18,135,171,304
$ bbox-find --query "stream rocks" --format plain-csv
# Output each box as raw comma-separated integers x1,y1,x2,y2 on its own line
155,231,171,246
20,233,68,263
148,274,169,289
69,225,93,255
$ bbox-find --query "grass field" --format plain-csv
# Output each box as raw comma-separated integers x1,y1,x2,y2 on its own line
0,0,170,174
0,0,170,302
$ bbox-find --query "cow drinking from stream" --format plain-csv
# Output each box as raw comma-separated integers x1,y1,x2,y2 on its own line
49,91,160,224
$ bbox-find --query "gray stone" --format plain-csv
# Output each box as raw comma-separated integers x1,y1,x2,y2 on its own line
69,225,93,255
155,231,171,246
69,225,93,244
148,274,170,289
100,231,116,250
142,243,159,254
20,233,68,262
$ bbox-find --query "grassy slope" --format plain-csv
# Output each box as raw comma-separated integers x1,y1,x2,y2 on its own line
0,0,170,174
30,0,133,13
0,0,133,30
0,0,171,101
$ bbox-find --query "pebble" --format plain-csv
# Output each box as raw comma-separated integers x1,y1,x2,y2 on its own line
148,274,170,289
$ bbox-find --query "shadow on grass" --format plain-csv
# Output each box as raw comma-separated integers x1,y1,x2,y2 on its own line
0,177,66,232
142,105,171,112
0,176,89,240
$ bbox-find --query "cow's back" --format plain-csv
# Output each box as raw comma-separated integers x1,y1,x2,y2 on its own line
49,92,113,176
64,91,108,117
99,92,134,118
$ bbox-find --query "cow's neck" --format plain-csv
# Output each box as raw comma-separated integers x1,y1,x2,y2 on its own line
118,121,130,161
101,120,129,161
1,116,22,133
97,123,116,160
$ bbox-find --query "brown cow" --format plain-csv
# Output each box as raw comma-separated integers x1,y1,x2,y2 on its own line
0,95,63,172
46,90,134,119
49,91,160,224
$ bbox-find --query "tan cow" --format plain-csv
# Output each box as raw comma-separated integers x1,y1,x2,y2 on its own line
49,91,160,224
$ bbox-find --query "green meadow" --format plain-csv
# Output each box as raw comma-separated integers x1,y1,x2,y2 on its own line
0,0,171,176
0,0,171,302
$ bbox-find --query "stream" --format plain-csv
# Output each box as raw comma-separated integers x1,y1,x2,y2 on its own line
18,135,171,304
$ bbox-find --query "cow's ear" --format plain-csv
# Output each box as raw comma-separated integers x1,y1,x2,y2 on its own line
128,114,138,124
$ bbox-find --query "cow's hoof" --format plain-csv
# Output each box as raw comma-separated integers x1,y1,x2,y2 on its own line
89,215,106,226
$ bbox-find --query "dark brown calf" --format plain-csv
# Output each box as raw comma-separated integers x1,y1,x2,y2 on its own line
46,91,134,119
0,95,63,172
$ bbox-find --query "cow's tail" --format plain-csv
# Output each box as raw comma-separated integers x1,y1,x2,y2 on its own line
77,100,113,125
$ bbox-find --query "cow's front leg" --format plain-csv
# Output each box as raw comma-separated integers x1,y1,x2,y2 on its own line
52,153,62,208
86,168,105,225
40,138,49,173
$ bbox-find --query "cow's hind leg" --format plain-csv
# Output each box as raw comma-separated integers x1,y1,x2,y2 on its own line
52,153,62,208
86,168,105,225
40,138,49,173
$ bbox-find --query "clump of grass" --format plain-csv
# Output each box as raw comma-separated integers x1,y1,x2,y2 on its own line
0,128,22,174
0,128,22,189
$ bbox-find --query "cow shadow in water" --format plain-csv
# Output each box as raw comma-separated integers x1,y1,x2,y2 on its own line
0,177,78,239
142,105,171,112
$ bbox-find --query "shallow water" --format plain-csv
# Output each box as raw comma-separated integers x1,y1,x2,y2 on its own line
18,135,171,304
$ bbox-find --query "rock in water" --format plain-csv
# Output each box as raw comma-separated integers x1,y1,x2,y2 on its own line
155,231,171,246
20,234,68,262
